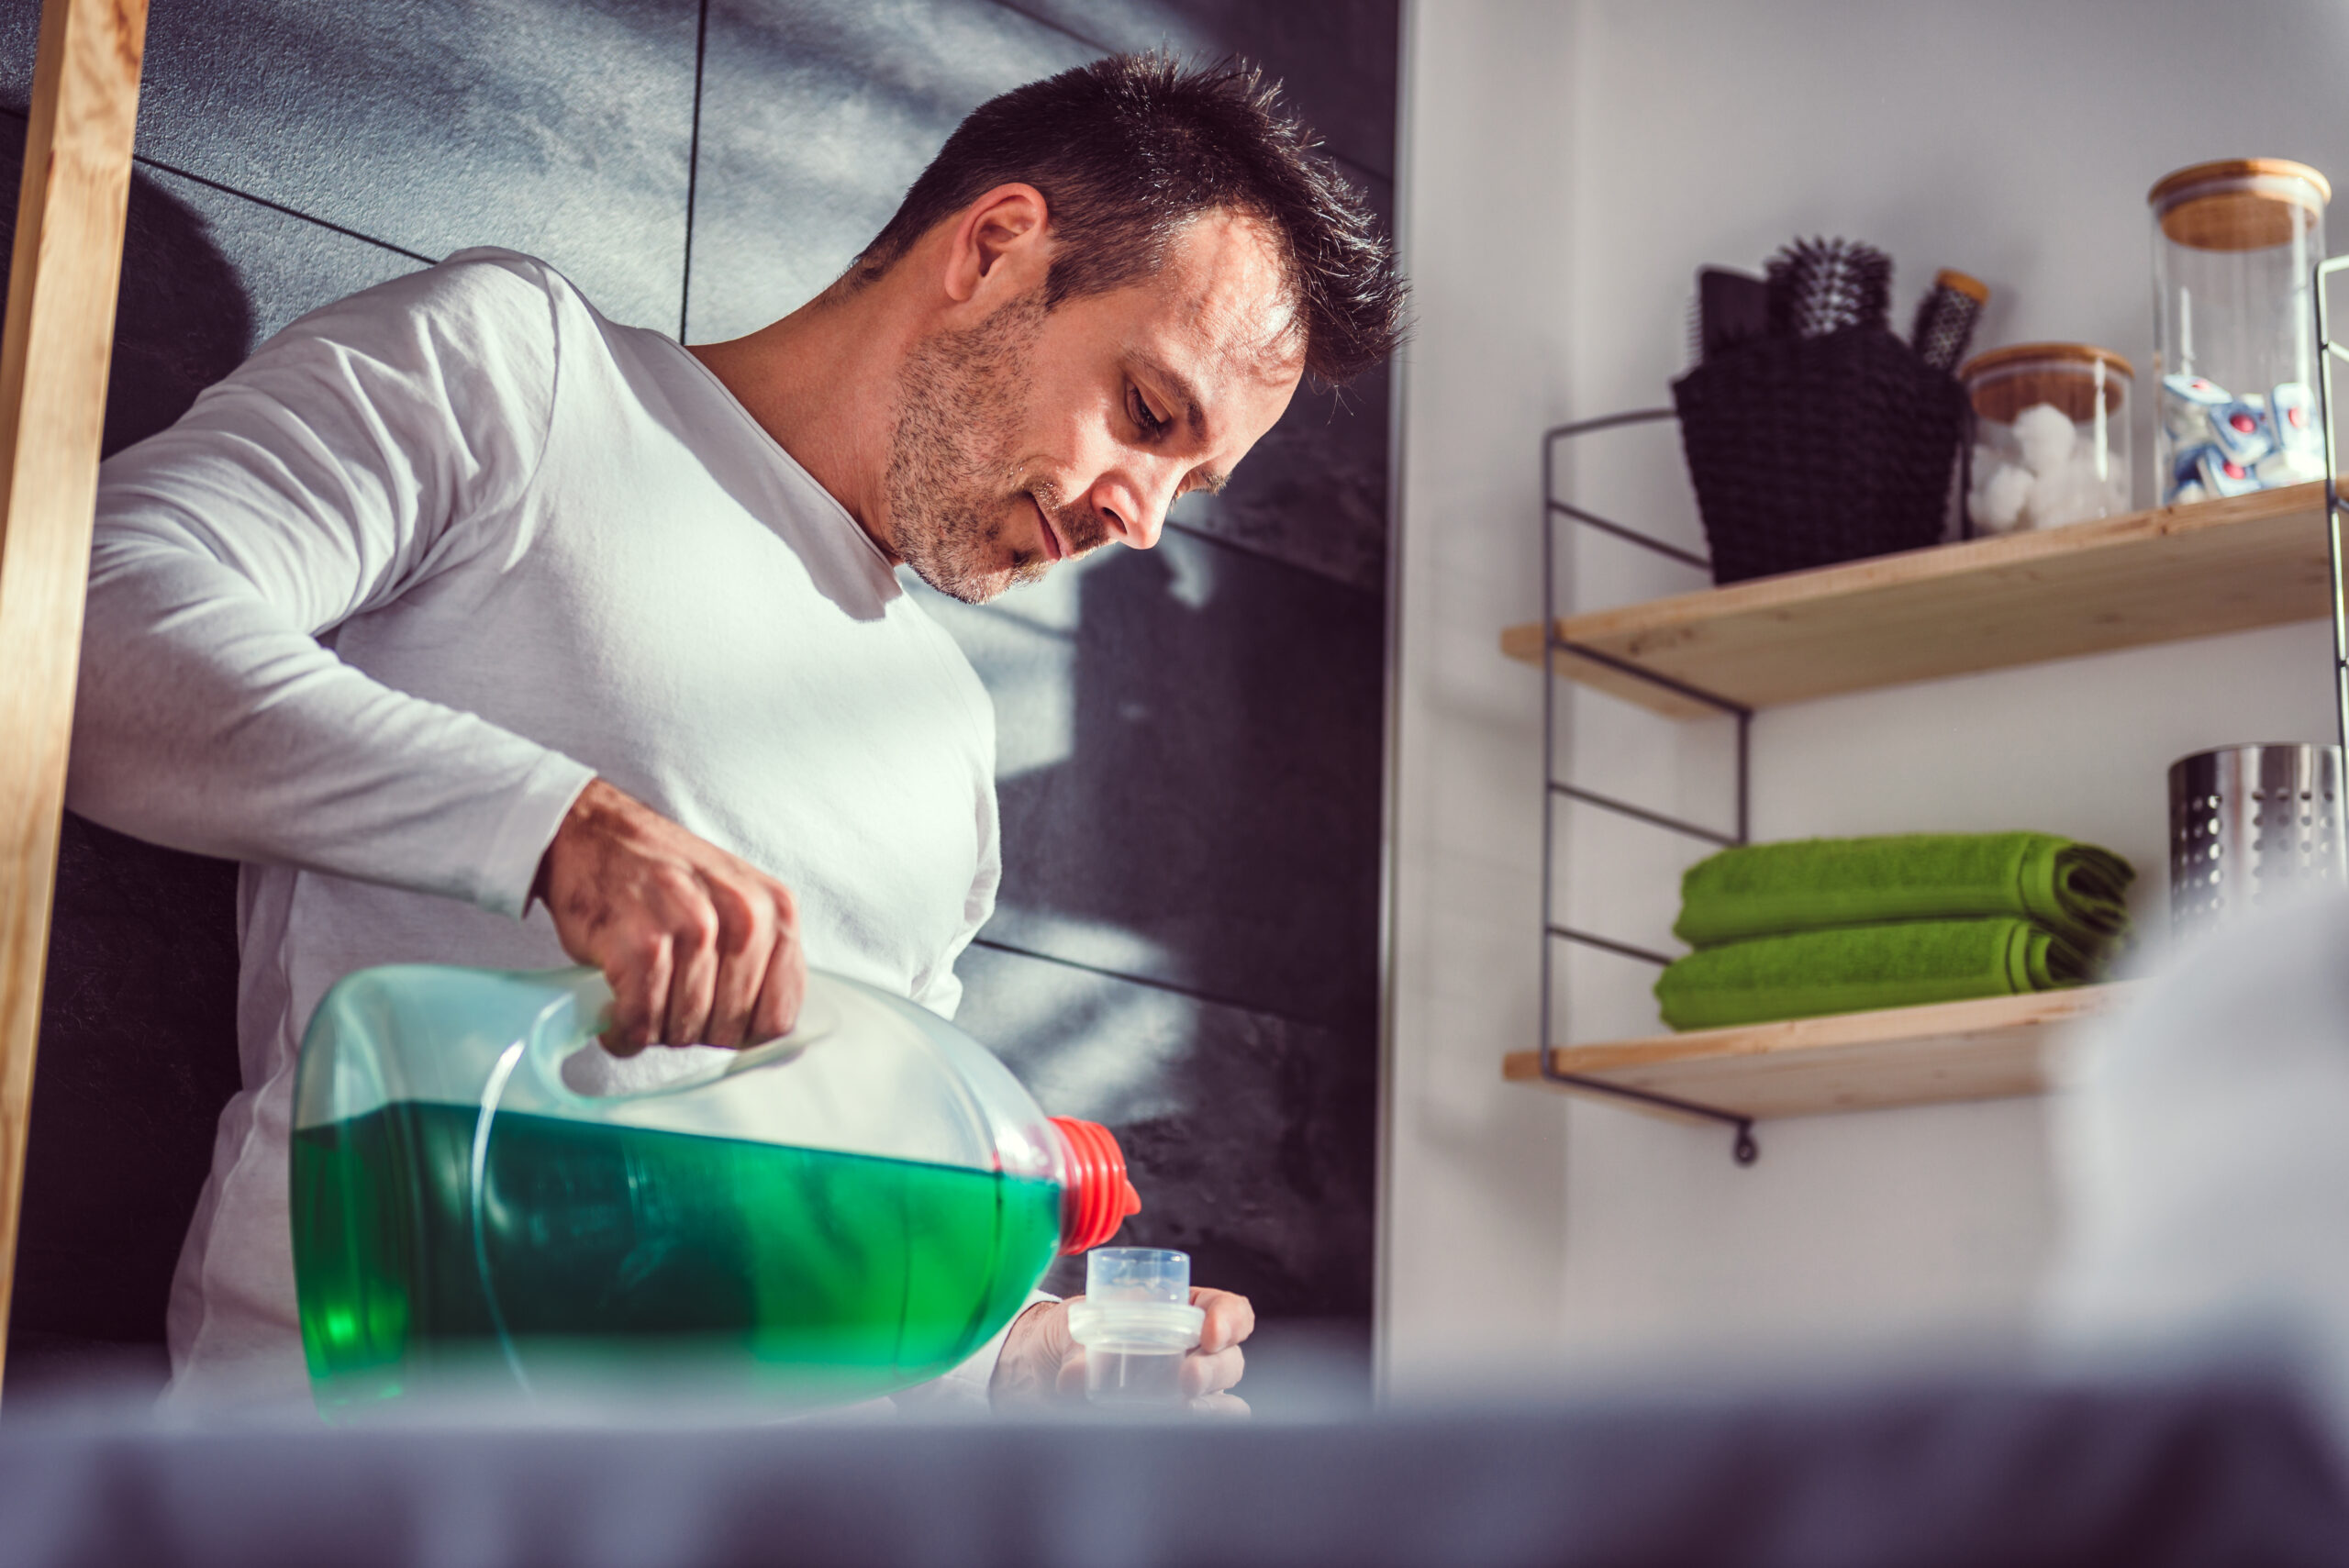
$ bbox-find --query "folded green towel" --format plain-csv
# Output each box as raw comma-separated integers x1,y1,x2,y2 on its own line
1654,917,2099,1031
1673,832,2133,952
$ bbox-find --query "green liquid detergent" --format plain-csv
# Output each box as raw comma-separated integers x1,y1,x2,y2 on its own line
287,964,1141,1418
294,1104,1060,1411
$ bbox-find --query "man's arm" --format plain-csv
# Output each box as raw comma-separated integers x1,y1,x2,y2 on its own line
72,254,591,912
72,252,803,1048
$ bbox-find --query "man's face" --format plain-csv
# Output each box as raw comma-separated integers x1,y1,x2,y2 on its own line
885,210,1306,604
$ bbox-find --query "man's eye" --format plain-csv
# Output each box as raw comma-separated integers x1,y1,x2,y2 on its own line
1128,386,1168,437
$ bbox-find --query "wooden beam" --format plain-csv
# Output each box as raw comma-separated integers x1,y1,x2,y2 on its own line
0,0,149,1392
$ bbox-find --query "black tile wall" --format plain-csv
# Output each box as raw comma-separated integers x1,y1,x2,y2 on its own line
912,528,1386,1032
952,944,1375,1318
19,817,242,1346
0,0,699,330
103,165,422,451
1002,0,1400,180
685,0,1094,339
146,171,426,345
0,108,423,453
10,0,1397,1378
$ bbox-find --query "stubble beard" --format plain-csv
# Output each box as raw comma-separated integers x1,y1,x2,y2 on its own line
885,290,1101,605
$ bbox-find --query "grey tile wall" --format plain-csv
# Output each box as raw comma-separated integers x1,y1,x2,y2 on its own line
22,817,240,1347
0,0,699,329
999,0,1400,179
912,530,1385,1034
102,164,423,450
686,0,1096,337
952,944,1375,1317
12,0,1396,1369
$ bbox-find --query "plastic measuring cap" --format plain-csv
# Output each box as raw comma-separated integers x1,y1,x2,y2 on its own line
1050,1116,1141,1254
1063,1247,1206,1357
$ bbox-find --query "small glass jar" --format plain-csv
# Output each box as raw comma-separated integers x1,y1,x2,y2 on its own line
1961,343,2133,535
2150,158,2330,506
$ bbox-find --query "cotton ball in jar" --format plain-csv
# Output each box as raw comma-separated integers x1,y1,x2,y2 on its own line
2013,402,2076,478
2027,454,2113,528
1973,462,2034,533
1964,445,2001,512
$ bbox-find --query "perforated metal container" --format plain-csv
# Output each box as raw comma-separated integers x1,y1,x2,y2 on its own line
2169,744,2347,937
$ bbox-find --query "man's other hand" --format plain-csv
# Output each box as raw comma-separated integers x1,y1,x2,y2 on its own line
989,1288,1253,1416
532,778,806,1052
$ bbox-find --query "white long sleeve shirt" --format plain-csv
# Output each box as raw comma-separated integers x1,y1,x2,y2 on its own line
67,249,1002,1406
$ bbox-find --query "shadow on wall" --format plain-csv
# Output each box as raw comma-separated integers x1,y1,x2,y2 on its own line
1001,547,1382,1025
5,109,252,1394
965,544,1380,1319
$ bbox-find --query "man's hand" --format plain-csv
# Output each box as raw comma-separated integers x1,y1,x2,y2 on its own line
532,778,805,1053
989,1288,1253,1416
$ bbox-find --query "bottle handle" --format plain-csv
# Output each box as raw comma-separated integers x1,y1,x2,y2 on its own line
518,965,837,1105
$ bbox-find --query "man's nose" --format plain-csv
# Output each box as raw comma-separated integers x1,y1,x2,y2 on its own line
1088,472,1173,550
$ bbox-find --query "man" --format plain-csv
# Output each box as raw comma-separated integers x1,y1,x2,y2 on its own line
67,53,1404,1409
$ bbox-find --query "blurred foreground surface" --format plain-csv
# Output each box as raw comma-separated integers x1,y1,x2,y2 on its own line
2,1362,2343,1567
9,897,2349,1563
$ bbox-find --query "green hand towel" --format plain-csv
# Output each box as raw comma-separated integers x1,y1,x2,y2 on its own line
1673,832,2133,951
1653,917,2099,1031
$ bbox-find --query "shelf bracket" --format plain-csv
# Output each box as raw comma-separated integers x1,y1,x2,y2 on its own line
1538,410,1760,1166
1536,1058,1760,1165
2314,256,2349,755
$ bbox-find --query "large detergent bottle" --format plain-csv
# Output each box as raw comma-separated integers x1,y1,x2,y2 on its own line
290,964,1140,1415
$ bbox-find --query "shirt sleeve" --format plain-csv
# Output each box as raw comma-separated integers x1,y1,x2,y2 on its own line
67,249,596,917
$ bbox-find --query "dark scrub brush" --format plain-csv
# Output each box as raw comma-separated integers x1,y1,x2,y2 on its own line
1909,268,1990,372
1765,238,1892,339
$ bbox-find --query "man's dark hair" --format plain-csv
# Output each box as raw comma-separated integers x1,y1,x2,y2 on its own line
853,53,1405,385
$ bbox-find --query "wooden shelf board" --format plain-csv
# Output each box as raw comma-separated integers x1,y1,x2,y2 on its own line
1501,983,2145,1121
1501,484,2335,718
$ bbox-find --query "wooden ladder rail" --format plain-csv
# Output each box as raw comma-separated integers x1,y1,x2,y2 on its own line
0,0,149,1396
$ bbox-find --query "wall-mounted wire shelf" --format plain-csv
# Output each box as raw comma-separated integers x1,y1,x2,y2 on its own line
1532,410,1757,1163
1523,265,2349,1161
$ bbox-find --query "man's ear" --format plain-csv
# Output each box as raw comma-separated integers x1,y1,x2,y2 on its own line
943,183,1049,305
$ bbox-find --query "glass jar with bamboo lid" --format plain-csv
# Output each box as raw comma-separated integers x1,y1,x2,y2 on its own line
2149,158,2330,506
1960,343,2132,535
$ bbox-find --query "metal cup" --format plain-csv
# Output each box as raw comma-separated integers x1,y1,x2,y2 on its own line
2169,744,2347,938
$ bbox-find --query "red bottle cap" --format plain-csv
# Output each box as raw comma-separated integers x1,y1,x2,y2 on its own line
1050,1116,1142,1254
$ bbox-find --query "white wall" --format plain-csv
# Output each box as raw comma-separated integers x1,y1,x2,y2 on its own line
1380,0,1582,1390
1386,0,2348,1385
